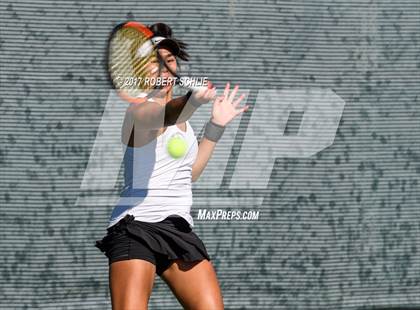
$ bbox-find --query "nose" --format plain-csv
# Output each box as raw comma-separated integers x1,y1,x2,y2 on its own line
160,65,174,78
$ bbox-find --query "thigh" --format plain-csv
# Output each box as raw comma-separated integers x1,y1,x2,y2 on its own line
109,259,156,310
160,259,224,310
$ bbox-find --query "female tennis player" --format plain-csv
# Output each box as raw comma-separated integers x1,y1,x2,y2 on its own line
96,22,249,310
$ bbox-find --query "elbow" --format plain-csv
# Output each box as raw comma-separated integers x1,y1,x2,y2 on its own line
191,169,200,183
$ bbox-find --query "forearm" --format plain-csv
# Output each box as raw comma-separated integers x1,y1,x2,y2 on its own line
191,137,217,182
131,91,200,129
163,91,200,126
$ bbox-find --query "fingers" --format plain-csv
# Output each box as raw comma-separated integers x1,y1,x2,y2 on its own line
235,104,250,116
209,85,217,96
223,82,230,98
232,93,246,107
208,86,217,98
214,94,225,105
200,87,216,102
222,82,242,104
228,84,239,103
195,84,216,99
209,92,217,101
219,83,247,107
202,87,210,97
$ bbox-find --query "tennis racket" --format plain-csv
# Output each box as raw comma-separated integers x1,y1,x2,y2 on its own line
107,21,208,105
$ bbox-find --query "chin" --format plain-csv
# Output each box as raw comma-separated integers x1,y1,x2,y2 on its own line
164,86,174,93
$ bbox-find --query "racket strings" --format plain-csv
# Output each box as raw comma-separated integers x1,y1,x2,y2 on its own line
126,28,159,90
109,23,183,101
109,27,157,92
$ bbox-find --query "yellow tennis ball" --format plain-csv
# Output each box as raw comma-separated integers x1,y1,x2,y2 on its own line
166,135,188,159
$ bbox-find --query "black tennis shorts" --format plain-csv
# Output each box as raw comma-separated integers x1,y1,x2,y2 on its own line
95,214,211,276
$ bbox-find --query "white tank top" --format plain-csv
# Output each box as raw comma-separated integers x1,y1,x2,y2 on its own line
107,120,198,229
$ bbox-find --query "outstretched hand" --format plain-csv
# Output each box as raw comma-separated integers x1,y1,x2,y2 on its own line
190,81,217,106
210,82,249,127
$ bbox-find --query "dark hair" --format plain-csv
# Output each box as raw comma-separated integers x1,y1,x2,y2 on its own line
148,22,190,61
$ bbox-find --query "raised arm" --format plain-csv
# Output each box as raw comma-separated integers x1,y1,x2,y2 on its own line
121,86,217,147
128,87,216,130
192,83,249,182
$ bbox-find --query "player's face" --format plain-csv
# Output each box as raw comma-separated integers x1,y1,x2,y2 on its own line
156,48,177,92
157,48,177,78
